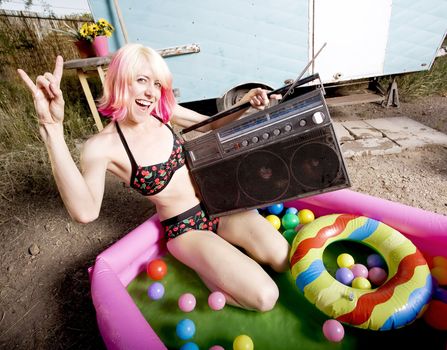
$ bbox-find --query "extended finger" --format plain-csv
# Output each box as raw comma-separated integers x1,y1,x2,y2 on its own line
17,69,38,95
53,56,64,82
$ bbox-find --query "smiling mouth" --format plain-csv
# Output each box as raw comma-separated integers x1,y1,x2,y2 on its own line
135,99,153,109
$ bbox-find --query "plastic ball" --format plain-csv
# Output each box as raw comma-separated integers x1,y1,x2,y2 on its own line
431,266,447,286
285,207,298,215
233,334,254,350
147,282,165,300
267,203,284,215
180,342,199,350
265,215,281,230
335,267,354,286
146,259,168,280
350,263,369,278
352,277,371,290
281,213,300,230
423,300,447,330
283,229,297,245
176,319,196,340
178,293,196,312
208,291,226,311
209,346,225,350
367,253,384,268
368,267,388,286
298,209,315,224
322,319,345,342
433,256,447,268
337,253,355,268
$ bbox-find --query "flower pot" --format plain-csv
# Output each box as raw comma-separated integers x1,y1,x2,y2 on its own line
92,36,109,57
74,40,95,59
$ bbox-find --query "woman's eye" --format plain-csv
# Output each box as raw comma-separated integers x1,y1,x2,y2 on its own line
137,77,147,83
154,81,162,88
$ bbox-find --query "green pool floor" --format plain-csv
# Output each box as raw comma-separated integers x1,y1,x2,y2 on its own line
128,253,446,350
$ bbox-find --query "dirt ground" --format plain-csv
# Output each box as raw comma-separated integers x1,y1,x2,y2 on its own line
0,96,446,349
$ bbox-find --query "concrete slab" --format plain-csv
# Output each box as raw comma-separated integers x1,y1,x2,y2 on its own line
365,117,447,149
333,122,354,142
341,138,401,158
341,120,383,139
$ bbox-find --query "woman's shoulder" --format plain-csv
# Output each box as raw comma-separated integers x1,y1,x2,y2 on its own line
82,122,118,158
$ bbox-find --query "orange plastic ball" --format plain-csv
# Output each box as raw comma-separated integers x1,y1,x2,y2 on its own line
146,259,167,280
431,266,447,286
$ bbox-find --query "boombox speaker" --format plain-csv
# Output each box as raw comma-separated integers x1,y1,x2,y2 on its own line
181,82,351,218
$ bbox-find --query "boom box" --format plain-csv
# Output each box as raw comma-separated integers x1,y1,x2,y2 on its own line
182,86,351,218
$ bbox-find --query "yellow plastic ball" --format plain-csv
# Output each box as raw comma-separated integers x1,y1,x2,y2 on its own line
233,334,254,350
431,266,447,286
298,209,315,224
352,277,371,290
265,215,281,230
337,253,355,268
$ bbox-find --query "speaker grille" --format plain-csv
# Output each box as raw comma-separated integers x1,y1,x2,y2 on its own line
290,142,341,189
237,150,290,202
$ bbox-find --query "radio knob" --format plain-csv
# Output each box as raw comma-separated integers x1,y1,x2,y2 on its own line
312,111,325,124
262,132,269,140
241,140,249,147
273,128,281,136
284,124,292,132
251,136,259,143
299,119,307,127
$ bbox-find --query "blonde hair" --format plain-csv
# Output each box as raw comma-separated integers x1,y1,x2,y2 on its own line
97,43,176,123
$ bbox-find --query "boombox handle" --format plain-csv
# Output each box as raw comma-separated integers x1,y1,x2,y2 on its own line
180,73,321,136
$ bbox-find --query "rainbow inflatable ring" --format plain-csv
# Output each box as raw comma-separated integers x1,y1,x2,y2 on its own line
290,214,432,331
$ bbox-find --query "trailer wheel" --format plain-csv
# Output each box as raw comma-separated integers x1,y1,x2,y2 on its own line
216,82,274,112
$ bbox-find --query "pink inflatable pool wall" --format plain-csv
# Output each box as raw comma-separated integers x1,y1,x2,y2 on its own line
89,189,447,350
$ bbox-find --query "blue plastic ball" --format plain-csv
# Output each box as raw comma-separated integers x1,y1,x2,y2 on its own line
180,342,199,350
267,203,284,215
367,254,385,268
285,207,298,215
176,319,196,340
336,267,354,286
147,282,165,300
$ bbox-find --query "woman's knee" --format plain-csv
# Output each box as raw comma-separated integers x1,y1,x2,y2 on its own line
250,282,279,312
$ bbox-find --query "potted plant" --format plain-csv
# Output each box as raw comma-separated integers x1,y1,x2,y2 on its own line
91,18,115,57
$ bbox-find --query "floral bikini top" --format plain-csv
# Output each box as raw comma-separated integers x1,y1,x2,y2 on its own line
116,120,186,196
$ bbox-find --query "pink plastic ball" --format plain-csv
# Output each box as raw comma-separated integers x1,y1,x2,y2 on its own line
350,263,369,278
368,267,388,286
322,319,345,342
178,293,196,312
209,346,225,350
208,291,226,311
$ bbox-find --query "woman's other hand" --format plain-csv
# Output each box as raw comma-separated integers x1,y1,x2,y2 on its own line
17,56,65,125
239,87,282,110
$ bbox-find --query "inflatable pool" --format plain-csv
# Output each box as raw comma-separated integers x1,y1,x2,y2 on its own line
89,189,447,349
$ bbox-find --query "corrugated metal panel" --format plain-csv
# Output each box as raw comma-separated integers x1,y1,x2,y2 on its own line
88,0,310,102
383,0,447,74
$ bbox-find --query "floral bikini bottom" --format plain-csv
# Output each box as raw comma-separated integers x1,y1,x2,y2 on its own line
161,203,220,241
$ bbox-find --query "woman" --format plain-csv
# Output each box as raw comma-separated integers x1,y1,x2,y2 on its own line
18,43,289,311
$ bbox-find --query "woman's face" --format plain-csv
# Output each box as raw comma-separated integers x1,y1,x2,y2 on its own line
127,60,162,123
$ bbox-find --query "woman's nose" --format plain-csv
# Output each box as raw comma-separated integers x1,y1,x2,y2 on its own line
144,84,155,96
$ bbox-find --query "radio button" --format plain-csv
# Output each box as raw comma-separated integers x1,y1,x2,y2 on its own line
273,129,281,136
312,111,325,124
241,140,249,147
262,132,269,140
251,136,259,143
284,124,292,132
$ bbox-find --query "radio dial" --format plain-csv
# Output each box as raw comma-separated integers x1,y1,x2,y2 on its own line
273,129,281,136
284,124,292,132
312,111,325,124
299,119,307,127
241,140,249,147
262,132,269,140
251,136,259,143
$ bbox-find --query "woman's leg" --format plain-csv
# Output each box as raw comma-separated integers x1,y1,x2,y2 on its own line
167,230,279,311
218,210,290,272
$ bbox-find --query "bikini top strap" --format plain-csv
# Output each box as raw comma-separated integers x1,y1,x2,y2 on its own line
115,122,138,168
154,115,176,136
